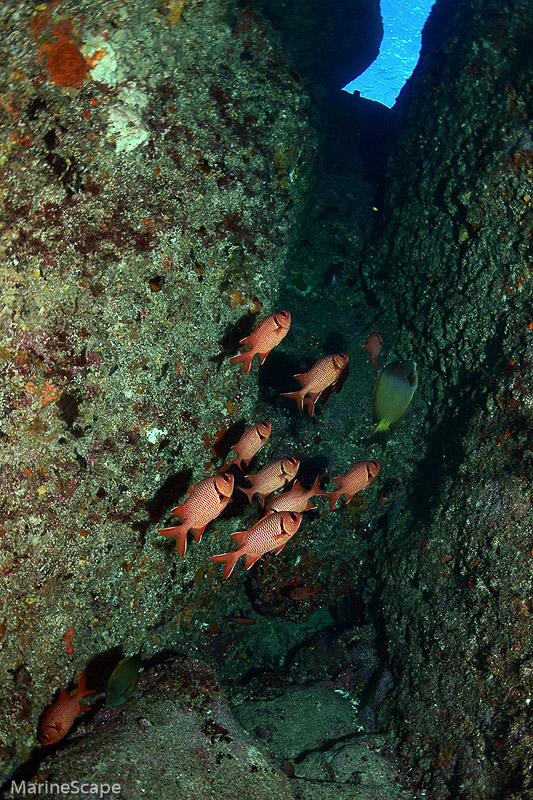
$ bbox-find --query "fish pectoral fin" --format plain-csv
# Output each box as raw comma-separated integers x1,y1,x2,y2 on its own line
43,721,61,737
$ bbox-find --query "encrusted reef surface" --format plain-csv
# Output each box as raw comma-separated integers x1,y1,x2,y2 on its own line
361,0,533,797
2,0,532,797
0,0,319,779
0,0,395,792
10,656,413,800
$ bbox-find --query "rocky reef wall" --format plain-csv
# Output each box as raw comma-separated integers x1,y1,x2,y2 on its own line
0,0,386,788
363,1,533,796
0,0,320,777
3,0,531,796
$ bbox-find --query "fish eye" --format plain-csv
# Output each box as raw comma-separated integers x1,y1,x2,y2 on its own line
339,353,347,358
372,461,379,469
290,513,297,521
280,311,288,317
222,474,231,482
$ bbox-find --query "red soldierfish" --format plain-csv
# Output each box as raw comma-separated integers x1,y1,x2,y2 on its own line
282,353,349,416
264,475,327,513
223,421,272,471
209,511,303,579
238,457,300,504
39,673,95,745
230,311,291,374
159,473,234,557
327,460,380,511
289,585,320,601
362,332,383,369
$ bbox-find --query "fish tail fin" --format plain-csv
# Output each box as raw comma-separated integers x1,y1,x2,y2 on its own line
281,390,304,412
217,458,243,473
303,394,319,416
327,489,343,512
209,550,241,580
365,423,389,452
159,523,189,557
310,474,328,497
237,484,255,504
224,446,247,471
76,673,96,700
230,350,254,374
190,524,207,544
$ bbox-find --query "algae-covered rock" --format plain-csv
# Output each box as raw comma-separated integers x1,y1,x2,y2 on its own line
360,0,533,796
31,658,296,800
0,0,317,777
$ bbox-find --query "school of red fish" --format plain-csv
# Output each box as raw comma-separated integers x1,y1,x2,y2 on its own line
160,311,383,580
39,312,386,746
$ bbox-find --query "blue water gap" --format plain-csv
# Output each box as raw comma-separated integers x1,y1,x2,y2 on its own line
343,0,435,108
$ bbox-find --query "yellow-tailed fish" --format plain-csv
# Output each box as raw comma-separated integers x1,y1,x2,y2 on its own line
105,645,144,707
367,360,418,450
